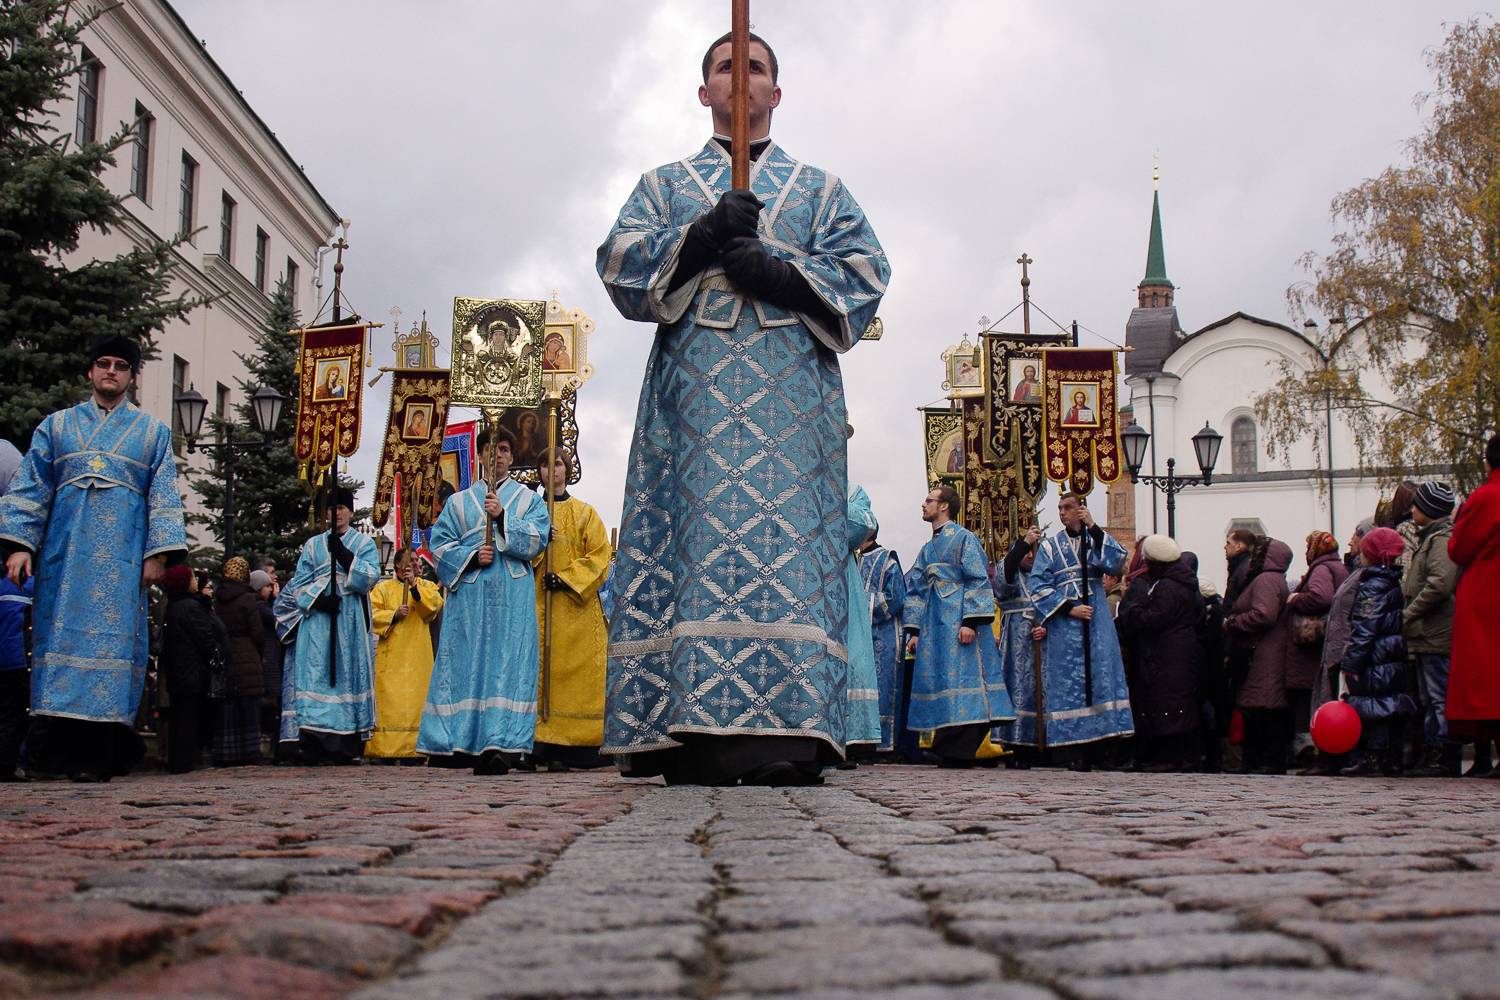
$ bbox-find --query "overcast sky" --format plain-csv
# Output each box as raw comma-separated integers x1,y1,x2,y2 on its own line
173,0,1488,563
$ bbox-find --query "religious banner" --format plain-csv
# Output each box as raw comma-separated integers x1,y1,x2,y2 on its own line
398,420,477,566
292,321,366,467
961,396,1022,558
499,391,581,488
941,336,984,399
922,406,964,487
451,297,548,411
370,368,453,530
981,330,1072,500
1041,348,1124,495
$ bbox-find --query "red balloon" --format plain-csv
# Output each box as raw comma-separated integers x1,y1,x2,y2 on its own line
1311,700,1362,755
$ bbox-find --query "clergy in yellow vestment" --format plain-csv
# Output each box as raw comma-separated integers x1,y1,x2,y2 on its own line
366,549,444,759
533,452,612,766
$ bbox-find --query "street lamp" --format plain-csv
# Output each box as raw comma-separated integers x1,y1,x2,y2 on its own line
1122,419,1223,538
376,531,394,572
174,383,287,559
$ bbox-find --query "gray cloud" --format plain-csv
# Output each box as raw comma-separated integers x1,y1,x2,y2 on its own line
173,0,1487,563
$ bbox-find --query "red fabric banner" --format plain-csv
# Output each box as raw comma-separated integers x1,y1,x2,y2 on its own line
293,322,366,466
1041,348,1123,495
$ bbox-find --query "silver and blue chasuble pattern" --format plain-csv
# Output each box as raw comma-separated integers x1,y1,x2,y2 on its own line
283,529,381,737
596,139,889,758
417,479,549,756
844,486,881,747
993,571,1045,746
858,543,906,752
904,522,1015,732
0,401,185,724
1024,530,1134,746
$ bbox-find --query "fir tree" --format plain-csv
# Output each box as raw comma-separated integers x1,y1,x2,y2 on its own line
188,280,365,573
0,1,200,447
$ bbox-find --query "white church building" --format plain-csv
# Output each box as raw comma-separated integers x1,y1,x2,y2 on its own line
1116,189,1409,590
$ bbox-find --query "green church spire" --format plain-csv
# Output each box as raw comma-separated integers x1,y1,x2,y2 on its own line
1139,180,1173,290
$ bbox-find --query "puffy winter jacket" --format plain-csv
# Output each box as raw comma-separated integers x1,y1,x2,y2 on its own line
0,576,33,671
1340,565,1417,723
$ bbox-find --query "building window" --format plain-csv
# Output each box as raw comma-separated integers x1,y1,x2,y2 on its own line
1231,416,1258,474
172,355,189,453
254,228,269,292
178,152,198,241
130,102,153,202
219,192,236,261
74,48,100,145
285,258,299,310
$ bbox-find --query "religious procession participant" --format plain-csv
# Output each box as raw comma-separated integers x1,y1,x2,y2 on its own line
858,527,907,755
529,451,611,772
903,486,1015,766
365,548,443,761
844,485,883,757
0,336,186,782
993,526,1048,756
418,428,550,776
271,578,305,761
1026,492,1133,768
595,30,889,787
281,487,381,764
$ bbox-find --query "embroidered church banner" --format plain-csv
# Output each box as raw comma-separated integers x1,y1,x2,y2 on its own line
498,390,581,488
1041,348,1123,495
293,322,366,467
922,406,964,488
981,330,1072,501
398,420,476,566
371,368,453,530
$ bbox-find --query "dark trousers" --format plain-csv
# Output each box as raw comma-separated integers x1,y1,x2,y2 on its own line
0,671,29,775
929,723,990,764
165,691,211,774
1240,708,1291,772
894,657,922,762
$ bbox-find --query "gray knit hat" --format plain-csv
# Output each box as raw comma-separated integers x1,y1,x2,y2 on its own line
1413,482,1455,519
248,570,273,591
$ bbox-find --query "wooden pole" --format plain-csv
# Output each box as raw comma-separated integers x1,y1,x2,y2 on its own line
1032,632,1046,750
730,0,750,189
482,411,497,549
539,399,560,724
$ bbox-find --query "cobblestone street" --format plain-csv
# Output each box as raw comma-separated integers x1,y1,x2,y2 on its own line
0,765,1497,998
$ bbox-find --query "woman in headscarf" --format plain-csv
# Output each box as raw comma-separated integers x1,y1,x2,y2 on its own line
1284,531,1349,763
1225,536,1294,773
213,556,265,766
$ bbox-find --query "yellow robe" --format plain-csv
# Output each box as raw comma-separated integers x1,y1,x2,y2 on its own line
365,576,444,758
534,495,611,747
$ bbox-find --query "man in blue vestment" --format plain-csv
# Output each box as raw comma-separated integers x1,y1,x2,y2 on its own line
417,428,550,776
844,485,882,757
0,336,186,781
858,528,907,755
280,486,381,764
596,31,889,786
904,486,1015,766
1026,492,1133,767
992,527,1051,756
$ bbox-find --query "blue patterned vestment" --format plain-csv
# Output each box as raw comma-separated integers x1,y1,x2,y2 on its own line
1025,529,1133,746
596,138,889,761
904,522,1015,732
418,479,550,756
0,401,185,724
845,487,881,747
272,573,308,744
993,568,1045,746
858,542,906,751
282,528,380,737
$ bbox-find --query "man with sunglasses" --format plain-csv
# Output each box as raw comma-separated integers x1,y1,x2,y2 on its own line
0,336,186,782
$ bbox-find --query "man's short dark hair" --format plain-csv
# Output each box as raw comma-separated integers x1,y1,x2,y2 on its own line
1488,432,1500,471
935,484,960,519
476,426,517,455
702,31,779,84
1228,528,1257,547
1060,491,1088,507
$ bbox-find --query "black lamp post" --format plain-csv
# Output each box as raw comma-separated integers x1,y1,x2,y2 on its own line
1121,419,1223,538
175,383,286,559
376,531,394,573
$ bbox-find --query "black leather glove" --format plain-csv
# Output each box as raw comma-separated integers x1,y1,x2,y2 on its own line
329,531,354,570
672,190,764,294
543,572,566,592
312,592,341,615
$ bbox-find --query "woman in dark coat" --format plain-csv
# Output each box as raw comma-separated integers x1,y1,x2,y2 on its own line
161,565,227,774
213,557,264,766
1284,531,1350,756
1340,527,1417,776
1117,535,1205,771
1225,536,1293,773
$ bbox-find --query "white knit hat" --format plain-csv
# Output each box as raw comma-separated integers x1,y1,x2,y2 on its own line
1142,533,1181,563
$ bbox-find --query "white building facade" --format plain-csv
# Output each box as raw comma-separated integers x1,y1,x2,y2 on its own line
59,0,339,541
1121,191,1404,590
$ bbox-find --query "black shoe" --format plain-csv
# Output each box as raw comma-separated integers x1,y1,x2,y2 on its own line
1339,757,1383,777
740,761,823,787
1465,760,1494,778
513,754,537,772
70,771,109,783
473,750,511,776
544,760,570,773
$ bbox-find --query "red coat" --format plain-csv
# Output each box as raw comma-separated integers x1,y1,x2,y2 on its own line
1447,469,1500,722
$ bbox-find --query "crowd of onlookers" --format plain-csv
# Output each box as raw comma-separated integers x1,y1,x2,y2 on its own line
1105,434,1500,777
